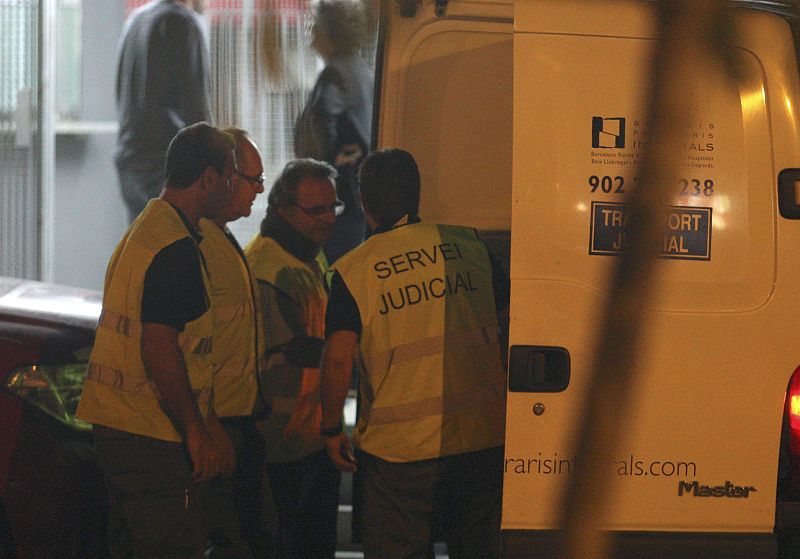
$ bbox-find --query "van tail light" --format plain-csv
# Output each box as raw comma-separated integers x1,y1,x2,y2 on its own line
786,366,800,493
790,371,800,432
789,368,800,440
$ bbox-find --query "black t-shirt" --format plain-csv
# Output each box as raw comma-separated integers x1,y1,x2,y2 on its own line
140,212,208,331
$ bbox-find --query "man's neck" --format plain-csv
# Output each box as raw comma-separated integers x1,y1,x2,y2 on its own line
161,188,202,228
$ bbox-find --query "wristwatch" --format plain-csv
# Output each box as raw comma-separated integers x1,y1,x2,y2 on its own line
320,422,343,438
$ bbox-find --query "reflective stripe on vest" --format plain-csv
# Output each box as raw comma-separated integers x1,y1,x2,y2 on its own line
365,326,500,425
98,309,137,337
86,362,211,405
368,384,505,426
99,309,213,355
363,325,494,380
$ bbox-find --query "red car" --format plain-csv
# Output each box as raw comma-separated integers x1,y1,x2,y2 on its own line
0,277,107,558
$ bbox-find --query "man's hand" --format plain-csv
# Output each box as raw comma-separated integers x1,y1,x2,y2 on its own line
142,323,225,481
185,422,225,482
320,330,358,471
205,410,236,475
324,432,357,472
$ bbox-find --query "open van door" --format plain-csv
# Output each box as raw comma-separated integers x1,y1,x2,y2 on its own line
374,0,513,250
503,1,800,556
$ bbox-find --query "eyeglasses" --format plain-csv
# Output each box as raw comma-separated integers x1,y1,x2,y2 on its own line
233,170,266,186
292,200,345,217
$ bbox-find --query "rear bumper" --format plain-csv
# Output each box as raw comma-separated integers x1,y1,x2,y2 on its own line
502,530,776,559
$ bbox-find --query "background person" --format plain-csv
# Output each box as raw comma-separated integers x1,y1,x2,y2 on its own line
199,128,272,558
244,159,342,558
294,0,373,263
76,123,237,558
320,148,509,559
115,0,212,222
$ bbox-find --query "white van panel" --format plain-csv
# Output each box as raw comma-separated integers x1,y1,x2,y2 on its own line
504,0,800,534
377,2,512,230
510,34,774,312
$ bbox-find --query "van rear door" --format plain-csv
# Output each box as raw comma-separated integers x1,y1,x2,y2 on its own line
504,0,800,551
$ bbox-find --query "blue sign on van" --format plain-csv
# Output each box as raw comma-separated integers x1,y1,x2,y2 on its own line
589,202,712,260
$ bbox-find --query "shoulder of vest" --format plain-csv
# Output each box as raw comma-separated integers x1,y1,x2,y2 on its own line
128,200,195,252
435,222,478,237
198,217,221,237
197,218,230,250
333,222,483,273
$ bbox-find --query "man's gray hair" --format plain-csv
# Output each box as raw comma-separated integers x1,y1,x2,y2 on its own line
220,126,255,164
266,158,337,217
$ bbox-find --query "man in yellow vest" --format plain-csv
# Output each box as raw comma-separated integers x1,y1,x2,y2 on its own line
244,158,343,558
76,122,237,558
198,127,270,558
320,148,509,559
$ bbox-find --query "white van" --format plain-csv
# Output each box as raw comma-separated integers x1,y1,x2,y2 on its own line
374,0,800,556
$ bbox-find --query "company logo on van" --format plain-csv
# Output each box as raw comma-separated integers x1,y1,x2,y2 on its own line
677,480,757,498
592,116,626,148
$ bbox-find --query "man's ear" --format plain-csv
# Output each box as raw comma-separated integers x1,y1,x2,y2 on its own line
199,166,216,190
276,205,290,221
360,194,378,230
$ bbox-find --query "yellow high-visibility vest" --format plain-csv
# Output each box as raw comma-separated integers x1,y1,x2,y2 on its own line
334,222,506,462
198,219,260,418
76,199,214,442
245,234,328,463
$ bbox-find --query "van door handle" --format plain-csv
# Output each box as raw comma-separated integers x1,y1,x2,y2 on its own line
508,345,570,393
778,169,800,219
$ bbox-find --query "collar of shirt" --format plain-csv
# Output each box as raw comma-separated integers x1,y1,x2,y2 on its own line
261,212,321,262
166,201,204,244
373,214,421,235
223,226,247,261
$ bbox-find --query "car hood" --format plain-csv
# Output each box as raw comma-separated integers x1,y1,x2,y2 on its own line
0,277,101,330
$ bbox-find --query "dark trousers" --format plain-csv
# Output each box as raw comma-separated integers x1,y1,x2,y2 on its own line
94,425,208,559
116,162,163,223
207,419,275,559
360,446,504,559
267,450,341,559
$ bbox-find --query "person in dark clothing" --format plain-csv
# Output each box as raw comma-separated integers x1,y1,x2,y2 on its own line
115,0,212,222
294,0,374,264
244,159,343,558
